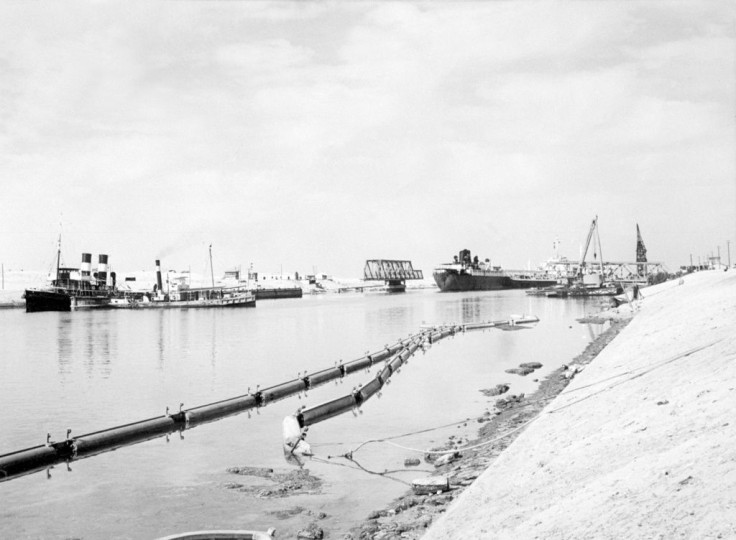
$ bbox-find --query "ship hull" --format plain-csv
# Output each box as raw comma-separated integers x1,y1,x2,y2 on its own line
433,270,557,292
24,290,72,312
110,293,256,309
506,277,559,289
25,289,116,312
433,270,510,291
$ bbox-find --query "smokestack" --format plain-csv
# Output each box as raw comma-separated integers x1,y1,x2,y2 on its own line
155,259,163,291
81,253,92,281
97,254,109,286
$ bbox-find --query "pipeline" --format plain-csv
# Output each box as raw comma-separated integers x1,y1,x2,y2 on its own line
286,315,540,451
292,337,423,433
0,315,538,482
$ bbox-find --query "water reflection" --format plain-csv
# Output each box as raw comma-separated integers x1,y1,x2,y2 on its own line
156,310,166,371
210,311,217,369
431,294,493,325
82,316,111,378
460,297,481,322
56,313,115,378
57,315,73,376
365,305,413,334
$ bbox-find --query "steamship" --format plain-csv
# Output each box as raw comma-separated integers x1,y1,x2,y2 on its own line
433,249,559,292
24,249,118,313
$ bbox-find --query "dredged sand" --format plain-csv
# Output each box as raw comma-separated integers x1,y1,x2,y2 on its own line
423,269,736,539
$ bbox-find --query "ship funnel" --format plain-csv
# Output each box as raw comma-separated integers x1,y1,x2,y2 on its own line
155,259,163,291
81,253,92,281
97,254,109,286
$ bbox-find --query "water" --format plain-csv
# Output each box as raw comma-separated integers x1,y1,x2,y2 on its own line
0,289,608,539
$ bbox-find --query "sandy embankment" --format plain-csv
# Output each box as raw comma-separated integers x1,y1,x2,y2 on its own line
423,269,736,539
347,312,630,539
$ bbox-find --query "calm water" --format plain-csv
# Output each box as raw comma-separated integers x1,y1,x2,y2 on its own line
0,289,607,539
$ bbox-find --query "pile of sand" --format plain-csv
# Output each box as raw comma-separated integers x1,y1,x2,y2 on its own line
424,269,736,539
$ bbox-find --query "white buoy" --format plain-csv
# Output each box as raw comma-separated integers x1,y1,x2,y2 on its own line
282,415,311,457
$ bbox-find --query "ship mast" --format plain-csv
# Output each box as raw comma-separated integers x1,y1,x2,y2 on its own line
55,234,61,283
209,244,215,288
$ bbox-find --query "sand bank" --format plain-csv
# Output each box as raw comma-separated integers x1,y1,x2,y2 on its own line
422,269,736,539
345,315,630,539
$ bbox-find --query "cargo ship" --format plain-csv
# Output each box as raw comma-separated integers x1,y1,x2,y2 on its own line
433,249,558,292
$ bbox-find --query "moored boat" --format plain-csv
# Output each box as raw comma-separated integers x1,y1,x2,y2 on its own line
25,242,118,312
526,283,622,298
111,257,256,309
155,529,275,540
433,249,558,292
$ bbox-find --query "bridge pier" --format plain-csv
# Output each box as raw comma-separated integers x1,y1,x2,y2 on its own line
385,279,406,293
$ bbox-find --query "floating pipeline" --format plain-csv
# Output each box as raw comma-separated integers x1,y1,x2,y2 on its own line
287,315,540,442
0,315,538,482
293,338,423,432
0,333,423,482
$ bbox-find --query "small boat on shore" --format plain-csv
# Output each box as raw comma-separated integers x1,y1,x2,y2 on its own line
155,529,275,540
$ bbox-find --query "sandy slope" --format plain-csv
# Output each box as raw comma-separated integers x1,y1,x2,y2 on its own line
424,269,736,540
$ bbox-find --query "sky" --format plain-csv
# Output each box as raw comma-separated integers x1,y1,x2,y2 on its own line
1,1,735,279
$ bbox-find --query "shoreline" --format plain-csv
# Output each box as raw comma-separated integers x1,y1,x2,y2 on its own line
342,316,632,539
420,270,736,539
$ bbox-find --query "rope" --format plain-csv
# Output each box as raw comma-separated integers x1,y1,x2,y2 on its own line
322,409,542,461
310,417,471,448
309,454,420,487
313,340,723,462
549,340,721,414
381,416,537,455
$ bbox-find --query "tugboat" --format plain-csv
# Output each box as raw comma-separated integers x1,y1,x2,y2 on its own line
25,238,118,312
433,249,558,292
111,251,255,309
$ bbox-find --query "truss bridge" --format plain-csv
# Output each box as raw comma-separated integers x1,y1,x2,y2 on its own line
364,260,424,292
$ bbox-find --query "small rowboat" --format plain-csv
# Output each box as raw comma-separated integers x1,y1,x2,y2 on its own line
156,529,276,540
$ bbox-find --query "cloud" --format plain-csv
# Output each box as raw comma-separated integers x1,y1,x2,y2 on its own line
216,40,314,71
0,1,733,274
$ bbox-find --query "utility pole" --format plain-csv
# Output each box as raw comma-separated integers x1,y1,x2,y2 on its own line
1,263,4,290
728,241,732,268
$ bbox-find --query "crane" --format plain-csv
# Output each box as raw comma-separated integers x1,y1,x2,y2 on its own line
578,216,604,279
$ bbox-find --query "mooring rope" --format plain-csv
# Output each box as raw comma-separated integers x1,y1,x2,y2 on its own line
558,340,718,396
308,454,420,487
548,339,721,414
321,410,541,461
315,339,723,463
311,417,472,450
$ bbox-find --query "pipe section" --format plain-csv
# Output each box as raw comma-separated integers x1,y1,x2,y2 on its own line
0,315,538,483
185,394,258,426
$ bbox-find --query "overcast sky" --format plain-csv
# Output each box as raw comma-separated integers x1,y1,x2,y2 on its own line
1,1,734,278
